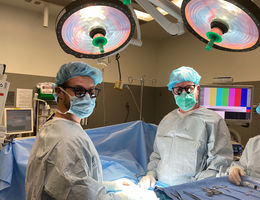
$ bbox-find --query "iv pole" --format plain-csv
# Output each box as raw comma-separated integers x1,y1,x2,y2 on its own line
140,76,144,120
128,75,156,120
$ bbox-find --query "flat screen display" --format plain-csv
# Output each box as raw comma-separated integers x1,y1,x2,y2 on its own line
200,85,253,122
4,108,33,134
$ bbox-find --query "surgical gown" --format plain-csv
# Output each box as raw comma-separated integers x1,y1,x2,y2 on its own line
25,118,120,200
147,107,233,186
232,135,260,179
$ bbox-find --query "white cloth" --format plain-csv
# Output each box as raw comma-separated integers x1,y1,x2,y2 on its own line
26,117,120,200
103,178,136,192
232,135,260,179
147,106,233,186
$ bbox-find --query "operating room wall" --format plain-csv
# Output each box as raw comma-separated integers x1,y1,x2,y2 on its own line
155,31,260,87
5,73,160,129
0,2,158,86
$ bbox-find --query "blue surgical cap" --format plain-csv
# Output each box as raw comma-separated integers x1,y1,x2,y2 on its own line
167,66,201,91
55,62,103,86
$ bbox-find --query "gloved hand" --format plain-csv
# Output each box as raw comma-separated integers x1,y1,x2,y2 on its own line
229,166,245,185
138,174,156,189
103,178,136,192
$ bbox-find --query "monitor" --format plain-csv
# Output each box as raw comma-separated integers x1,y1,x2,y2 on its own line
199,85,254,123
4,108,33,135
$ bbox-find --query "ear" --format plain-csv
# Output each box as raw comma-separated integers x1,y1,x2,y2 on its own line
55,87,64,100
195,85,200,100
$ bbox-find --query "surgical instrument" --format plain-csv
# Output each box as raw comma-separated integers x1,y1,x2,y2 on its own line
219,185,231,193
211,187,223,195
241,181,260,191
228,187,260,199
200,187,214,197
201,186,223,196
170,190,183,200
183,191,201,200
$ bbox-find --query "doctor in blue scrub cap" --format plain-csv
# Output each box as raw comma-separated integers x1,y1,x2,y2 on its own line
229,104,260,185
139,66,233,188
26,62,133,200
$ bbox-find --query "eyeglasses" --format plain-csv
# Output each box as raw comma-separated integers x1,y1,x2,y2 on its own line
172,85,196,95
62,85,101,98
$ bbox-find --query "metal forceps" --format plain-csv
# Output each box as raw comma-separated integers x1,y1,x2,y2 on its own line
170,190,183,200
183,191,201,200
201,187,223,197
200,187,214,197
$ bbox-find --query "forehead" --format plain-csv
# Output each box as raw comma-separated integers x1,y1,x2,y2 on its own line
175,81,194,88
66,76,94,87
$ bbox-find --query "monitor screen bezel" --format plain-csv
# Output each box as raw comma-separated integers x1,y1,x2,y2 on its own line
199,84,254,124
4,107,34,135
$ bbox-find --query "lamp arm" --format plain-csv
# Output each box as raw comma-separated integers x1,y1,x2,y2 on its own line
135,0,185,35
128,5,143,47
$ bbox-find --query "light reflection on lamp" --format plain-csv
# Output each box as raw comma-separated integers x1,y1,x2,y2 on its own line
172,0,183,8
56,0,135,59
221,1,241,13
181,0,260,51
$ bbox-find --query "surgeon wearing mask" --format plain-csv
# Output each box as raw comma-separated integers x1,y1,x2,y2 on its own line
139,66,233,188
229,104,260,185
26,62,133,200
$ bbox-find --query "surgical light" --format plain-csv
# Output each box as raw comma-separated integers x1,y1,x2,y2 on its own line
56,0,136,59
181,0,260,51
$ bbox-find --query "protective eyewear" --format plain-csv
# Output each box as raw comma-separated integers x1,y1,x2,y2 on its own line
62,85,101,98
172,85,196,95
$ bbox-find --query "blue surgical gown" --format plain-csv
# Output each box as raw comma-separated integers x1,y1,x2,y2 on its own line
26,118,119,200
147,107,233,185
232,135,260,179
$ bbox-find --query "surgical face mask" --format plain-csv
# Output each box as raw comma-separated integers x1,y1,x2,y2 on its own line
174,91,197,111
256,103,260,115
59,87,96,119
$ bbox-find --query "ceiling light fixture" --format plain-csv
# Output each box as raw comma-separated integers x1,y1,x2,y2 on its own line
56,0,136,59
181,0,260,51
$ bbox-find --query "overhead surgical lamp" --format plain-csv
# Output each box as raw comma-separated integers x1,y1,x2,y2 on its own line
56,0,136,59
181,0,260,51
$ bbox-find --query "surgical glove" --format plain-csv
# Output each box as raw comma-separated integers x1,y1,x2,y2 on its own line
103,178,136,192
229,166,245,185
138,175,156,189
